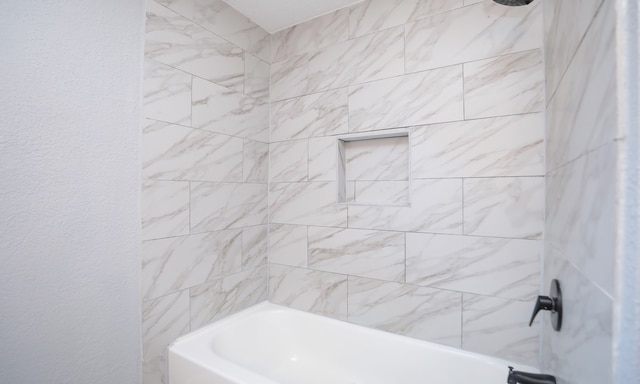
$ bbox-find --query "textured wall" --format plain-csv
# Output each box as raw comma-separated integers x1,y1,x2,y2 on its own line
0,0,144,383
542,1,617,383
268,0,544,365
141,0,271,383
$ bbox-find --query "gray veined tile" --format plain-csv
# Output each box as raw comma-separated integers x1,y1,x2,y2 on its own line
307,26,404,92
545,0,616,171
349,0,464,39
406,233,540,300
348,66,464,132
190,182,267,233
348,277,462,347
242,225,268,269
269,182,348,227
141,180,190,241
244,53,269,101
345,136,409,181
190,265,267,330
544,0,604,99
269,140,308,182
269,224,308,268
142,291,190,384
463,177,544,239
143,59,191,126
270,54,311,102
154,0,271,61
354,181,410,206
541,257,613,384
271,9,349,62
142,119,243,182
271,89,349,142
348,179,463,234
269,264,348,320
411,113,544,178
308,227,405,282
242,140,268,183
462,294,539,366
145,0,244,91
192,77,269,142
546,143,616,297
141,230,243,300
464,50,544,120
405,0,542,73
309,137,338,182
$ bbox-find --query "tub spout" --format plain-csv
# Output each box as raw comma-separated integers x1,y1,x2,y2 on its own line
507,366,556,384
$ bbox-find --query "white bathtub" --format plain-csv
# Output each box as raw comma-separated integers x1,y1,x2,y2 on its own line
168,302,535,384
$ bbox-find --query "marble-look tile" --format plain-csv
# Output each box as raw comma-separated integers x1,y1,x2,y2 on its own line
142,119,243,182
338,141,347,202
141,230,242,300
464,50,544,119
405,0,542,72
348,277,462,347
462,294,539,366
269,224,308,267
546,1,616,171
244,53,269,100
308,227,405,282
546,143,616,296
309,137,338,182
463,177,544,239
143,59,191,126
345,136,408,181
269,264,348,320
269,140,308,182
307,26,404,92
348,66,463,132
192,77,269,142
190,265,267,330
541,257,613,384
349,0,463,39
462,0,483,5
155,0,271,61
271,89,348,141
145,0,244,91
242,225,268,269
190,182,267,232
411,114,544,178
270,54,310,102
348,179,463,234
270,182,348,227
406,233,540,300
142,291,190,384
544,0,604,98
242,139,268,183
354,181,410,206
271,9,349,62
141,180,190,241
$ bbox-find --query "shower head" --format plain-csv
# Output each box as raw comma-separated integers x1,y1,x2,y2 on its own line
493,0,534,5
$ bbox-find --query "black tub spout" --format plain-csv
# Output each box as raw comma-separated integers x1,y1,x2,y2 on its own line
507,366,557,384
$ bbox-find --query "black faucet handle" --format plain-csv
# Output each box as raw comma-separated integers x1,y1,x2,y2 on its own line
529,295,554,326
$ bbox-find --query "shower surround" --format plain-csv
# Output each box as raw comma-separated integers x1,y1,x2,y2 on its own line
141,0,271,382
268,0,544,366
141,0,546,383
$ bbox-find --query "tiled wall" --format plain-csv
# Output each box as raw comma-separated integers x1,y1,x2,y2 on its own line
141,0,270,382
542,1,617,383
268,0,544,365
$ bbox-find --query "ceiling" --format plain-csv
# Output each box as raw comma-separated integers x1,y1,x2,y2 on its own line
222,0,365,33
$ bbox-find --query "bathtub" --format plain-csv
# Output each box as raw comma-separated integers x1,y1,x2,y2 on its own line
168,302,535,384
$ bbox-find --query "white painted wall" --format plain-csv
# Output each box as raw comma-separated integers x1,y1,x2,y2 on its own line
0,1,144,383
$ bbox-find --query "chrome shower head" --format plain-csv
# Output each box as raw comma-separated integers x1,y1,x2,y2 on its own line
493,0,534,5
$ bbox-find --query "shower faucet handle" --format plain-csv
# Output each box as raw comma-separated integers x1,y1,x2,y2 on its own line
528,296,554,326
528,279,562,331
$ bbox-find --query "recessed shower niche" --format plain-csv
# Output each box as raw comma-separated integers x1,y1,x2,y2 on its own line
338,130,410,206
